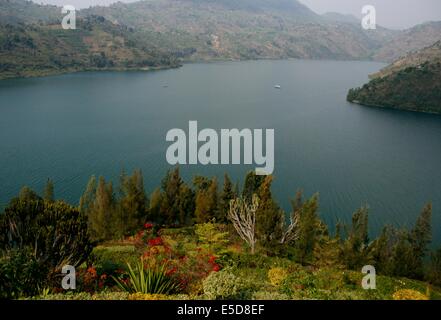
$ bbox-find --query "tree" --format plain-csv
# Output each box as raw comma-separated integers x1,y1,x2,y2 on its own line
410,203,432,276
228,195,259,254
218,174,235,223
340,207,372,270
79,175,97,214
1,198,92,268
43,179,54,202
117,169,148,237
87,176,115,241
427,247,441,287
194,177,218,223
177,183,195,225
149,188,163,224
18,186,39,202
160,167,184,225
242,171,264,201
255,176,283,254
291,193,321,265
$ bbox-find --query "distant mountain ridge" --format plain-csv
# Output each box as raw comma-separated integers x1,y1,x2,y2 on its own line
1,0,441,79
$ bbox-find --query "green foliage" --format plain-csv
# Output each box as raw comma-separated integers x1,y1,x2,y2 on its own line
195,222,229,255
0,248,49,299
202,269,251,300
113,259,181,294
347,53,441,114
115,170,148,237
43,179,54,202
159,167,194,225
290,193,322,264
255,176,283,254
0,198,92,271
86,176,116,241
340,207,372,269
194,177,219,223
218,174,236,223
0,193,92,297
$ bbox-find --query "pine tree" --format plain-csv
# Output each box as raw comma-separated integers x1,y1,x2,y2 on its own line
88,177,115,241
255,175,283,254
18,186,40,202
340,207,372,269
218,173,235,223
79,175,97,214
177,183,195,225
160,167,183,225
149,188,163,224
411,203,432,276
292,193,321,264
194,177,218,223
117,169,148,237
43,179,54,202
242,171,265,201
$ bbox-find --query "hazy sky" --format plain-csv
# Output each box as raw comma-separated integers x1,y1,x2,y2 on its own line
34,0,441,29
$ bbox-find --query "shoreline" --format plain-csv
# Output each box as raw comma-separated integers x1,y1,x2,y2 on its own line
0,64,182,81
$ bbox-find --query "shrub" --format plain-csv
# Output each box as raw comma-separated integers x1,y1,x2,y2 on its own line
0,199,92,275
392,289,428,300
202,269,250,300
0,248,48,298
113,259,181,294
268,267,289,286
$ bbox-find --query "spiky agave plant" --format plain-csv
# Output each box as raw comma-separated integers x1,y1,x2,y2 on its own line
112,259,180,294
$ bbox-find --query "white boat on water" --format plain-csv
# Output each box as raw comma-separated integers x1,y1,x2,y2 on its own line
274,85,281,89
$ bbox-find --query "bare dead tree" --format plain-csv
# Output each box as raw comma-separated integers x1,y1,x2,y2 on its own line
280,211,300,244
228,194,259,254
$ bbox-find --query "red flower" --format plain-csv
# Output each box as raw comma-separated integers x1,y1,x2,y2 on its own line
212,264,220,272
148,236,163,246
87,266,97,277
144,223,153,229
208,255,217,264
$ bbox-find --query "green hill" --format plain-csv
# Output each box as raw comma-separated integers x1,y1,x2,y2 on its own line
0,15,180,80
347,41,441,114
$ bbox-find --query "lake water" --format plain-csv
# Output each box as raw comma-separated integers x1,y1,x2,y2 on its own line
1,60,441,242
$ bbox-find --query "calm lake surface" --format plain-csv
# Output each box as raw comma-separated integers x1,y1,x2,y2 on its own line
1,60,441,242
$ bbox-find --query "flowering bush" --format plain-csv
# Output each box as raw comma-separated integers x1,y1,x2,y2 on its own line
392,289,428,300
268,267,289,287
202,269,250,300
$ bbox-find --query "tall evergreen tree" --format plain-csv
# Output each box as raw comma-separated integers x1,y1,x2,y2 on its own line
292,193,321,264
242,171,265,201
410,203,432,276
88,177,115,241
194,177,218,223
117,169,148,237
340,207,372,269
255,175,283,254
79,175,97,214
177,183,195,225
160,167,183,225
218,173,235,223
149,188,163,224
43,179,54,202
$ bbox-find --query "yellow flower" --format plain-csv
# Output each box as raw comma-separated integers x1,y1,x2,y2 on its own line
392,289,428,300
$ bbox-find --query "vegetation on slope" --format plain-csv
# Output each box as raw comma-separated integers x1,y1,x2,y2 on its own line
1,168,441,300
0,15,180,80
347,41,441,114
